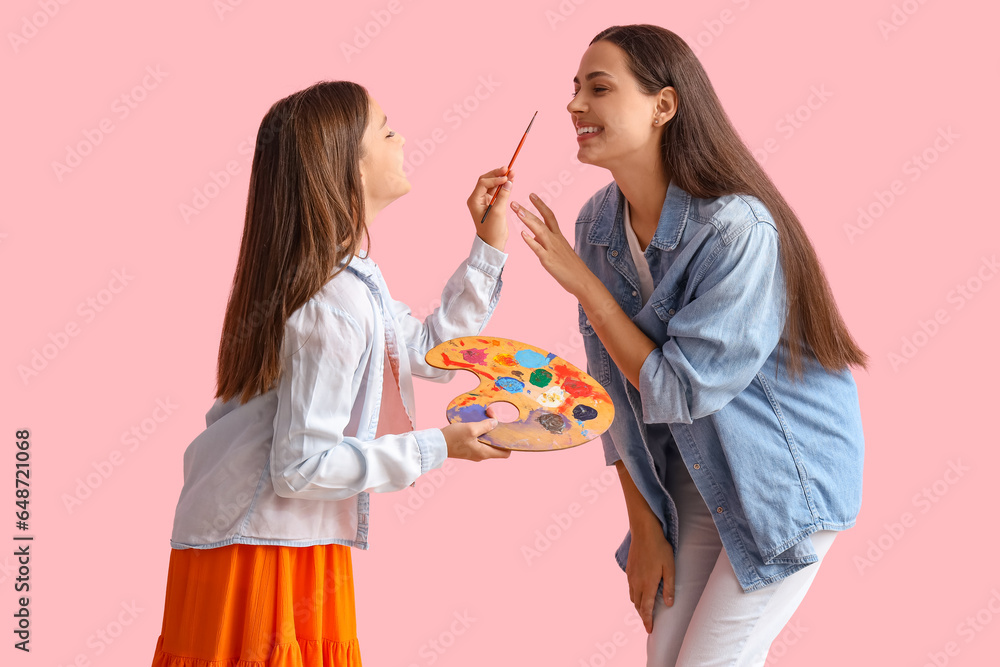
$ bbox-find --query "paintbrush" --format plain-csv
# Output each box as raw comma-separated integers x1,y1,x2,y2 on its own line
479,110,538,224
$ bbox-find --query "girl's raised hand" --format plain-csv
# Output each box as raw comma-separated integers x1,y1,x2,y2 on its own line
467,166,515,251
512,193,594,297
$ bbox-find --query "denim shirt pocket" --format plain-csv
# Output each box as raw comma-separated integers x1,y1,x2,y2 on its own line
578,303,612,387
649,288,682,336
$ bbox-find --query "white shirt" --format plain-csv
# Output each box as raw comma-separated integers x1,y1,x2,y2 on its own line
169,235,508,550
623,200,655,305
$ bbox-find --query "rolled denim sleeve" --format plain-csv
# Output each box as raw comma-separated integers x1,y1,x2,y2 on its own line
387,234,508,381
638,221,786,424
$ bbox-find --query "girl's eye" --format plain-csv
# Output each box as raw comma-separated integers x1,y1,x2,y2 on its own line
387,130,396,138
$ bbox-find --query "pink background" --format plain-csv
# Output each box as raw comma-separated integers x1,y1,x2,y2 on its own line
4,0,998,665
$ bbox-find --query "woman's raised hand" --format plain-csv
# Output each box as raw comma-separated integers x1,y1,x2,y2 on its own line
468,166,515,251
512,193,594,297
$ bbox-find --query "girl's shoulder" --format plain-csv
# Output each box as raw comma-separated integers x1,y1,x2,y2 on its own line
285,266,377,339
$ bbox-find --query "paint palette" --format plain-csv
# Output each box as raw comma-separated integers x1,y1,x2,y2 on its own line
425,336,614,452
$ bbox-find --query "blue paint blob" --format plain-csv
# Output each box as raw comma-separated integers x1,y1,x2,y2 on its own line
495,376,526,393
572,404,599,421
515,349,554,368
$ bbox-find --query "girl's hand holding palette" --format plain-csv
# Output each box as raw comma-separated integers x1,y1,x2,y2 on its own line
425,337,614,451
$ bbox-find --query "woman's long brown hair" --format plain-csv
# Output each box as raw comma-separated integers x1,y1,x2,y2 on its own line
215,80,371,404
592,25,868,379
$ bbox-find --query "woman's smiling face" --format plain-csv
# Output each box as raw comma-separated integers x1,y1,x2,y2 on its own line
567,40,670,170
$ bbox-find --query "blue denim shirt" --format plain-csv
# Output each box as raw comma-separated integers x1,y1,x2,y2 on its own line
575,180,864,593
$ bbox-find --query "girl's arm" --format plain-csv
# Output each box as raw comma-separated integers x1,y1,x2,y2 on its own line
269,298,450,501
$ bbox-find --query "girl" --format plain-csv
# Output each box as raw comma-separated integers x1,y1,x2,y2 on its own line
150,80,515,667
511,25,867,666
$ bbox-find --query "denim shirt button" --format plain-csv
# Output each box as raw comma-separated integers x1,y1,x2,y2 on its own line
611,250,619,257
716,506,724,513
632,290,637,297
693,463,700,470
668,308,675,315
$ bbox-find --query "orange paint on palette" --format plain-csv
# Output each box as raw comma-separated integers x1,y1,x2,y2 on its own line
550,363,584,384
425,336,615,452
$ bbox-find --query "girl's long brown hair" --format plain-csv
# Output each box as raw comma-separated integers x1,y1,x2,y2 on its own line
215,80,371,404
592,25,868,379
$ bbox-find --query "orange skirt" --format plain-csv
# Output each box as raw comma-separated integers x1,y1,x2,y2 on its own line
150,543,362,667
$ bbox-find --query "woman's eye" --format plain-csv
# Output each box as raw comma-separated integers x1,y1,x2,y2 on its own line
570,87,607,97
387,130,395,138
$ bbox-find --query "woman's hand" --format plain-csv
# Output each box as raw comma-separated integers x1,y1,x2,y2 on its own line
511,193,595,298
468,166,515,252
627,522,676,634
442,405,512,462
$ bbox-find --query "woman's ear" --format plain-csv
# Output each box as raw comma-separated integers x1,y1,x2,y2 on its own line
654,86,679,126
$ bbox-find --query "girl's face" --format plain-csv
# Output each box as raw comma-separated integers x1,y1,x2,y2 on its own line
567,40,668,170
359,96,410,220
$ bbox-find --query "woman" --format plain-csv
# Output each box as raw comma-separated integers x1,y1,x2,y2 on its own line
150,80,514,666
511,25,866,666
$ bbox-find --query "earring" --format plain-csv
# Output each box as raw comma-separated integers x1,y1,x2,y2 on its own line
653,119,659,125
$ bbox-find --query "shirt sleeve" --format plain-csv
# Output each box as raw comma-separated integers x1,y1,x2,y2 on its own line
385,234,508,382
269,298,447,501
638,221,787,425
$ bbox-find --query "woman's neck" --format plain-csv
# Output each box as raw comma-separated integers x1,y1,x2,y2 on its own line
611,158,671,243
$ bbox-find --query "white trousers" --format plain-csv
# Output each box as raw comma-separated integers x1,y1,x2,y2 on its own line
646,438,838,666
